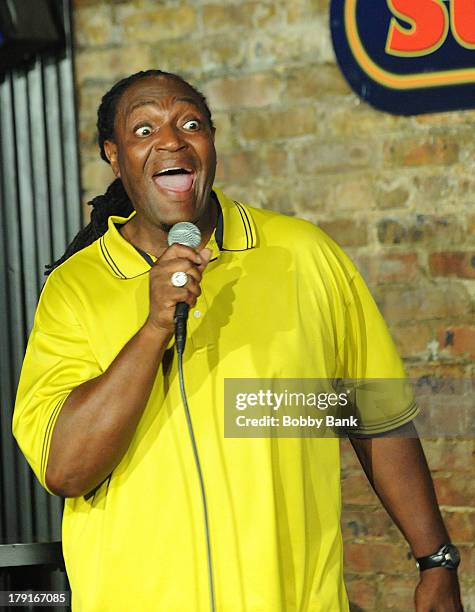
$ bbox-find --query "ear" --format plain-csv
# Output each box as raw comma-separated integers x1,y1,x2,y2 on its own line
103,140,121,177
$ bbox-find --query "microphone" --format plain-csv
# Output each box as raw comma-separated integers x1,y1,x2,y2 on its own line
167,222,202,355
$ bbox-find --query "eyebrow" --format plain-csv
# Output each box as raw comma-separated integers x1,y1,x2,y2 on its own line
127,96,204,115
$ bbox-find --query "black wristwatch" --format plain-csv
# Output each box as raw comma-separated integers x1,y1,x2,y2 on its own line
416,544,461,571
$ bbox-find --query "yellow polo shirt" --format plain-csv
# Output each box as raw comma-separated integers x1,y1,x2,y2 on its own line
13,188,418,611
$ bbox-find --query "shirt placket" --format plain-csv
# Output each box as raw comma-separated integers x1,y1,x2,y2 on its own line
187,237,220,351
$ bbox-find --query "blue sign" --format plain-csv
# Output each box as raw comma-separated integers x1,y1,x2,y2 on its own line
330,0,475,114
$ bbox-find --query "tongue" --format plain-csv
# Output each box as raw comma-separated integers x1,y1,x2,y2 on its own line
154,173,193,192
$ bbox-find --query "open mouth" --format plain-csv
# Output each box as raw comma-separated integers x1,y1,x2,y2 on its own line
153,167,195,193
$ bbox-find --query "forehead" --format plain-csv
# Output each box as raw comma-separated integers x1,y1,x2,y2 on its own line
115,76,206,123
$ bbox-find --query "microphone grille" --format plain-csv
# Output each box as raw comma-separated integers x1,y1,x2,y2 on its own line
167,222,202,249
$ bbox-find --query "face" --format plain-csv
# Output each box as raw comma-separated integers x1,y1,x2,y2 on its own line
104,76,216,233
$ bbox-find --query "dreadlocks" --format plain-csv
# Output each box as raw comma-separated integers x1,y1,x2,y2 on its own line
46,69,214,274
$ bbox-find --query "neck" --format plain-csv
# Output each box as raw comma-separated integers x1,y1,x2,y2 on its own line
120,197,217,258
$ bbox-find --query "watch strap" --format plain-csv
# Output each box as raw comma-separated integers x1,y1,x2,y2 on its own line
416,544,460,571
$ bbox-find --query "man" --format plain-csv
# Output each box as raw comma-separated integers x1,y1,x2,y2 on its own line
13,70,463,611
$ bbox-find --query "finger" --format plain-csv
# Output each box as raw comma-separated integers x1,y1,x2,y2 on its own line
179,277,201,299
159,277,201,302
168,287,199,308
156,268,202,289
153,256,204,279
159,244,203,265
196,247,212,272
157,286,198,309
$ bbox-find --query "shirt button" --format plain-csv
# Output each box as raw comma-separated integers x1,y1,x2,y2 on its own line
193,310,202,318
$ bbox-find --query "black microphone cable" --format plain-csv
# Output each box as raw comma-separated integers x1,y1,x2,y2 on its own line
177,349,216,612
168,222,216,612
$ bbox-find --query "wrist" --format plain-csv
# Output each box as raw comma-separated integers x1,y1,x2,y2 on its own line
140,320,173,346
419,567,459,581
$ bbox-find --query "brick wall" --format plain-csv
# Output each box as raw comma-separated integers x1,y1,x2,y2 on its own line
72,1,474,609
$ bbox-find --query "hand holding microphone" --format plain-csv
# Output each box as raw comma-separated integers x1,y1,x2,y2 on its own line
145,222,211,353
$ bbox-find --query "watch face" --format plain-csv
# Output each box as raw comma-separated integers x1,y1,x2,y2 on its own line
443,545,460,567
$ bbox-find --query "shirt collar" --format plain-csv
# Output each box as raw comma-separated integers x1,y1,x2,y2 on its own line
99,187,256,279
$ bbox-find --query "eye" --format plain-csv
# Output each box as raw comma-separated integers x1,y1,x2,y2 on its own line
183,119,200,131
134,125,153,137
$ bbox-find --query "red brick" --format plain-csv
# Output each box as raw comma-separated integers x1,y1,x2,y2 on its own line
204,73,283,110
75,46,153,85
377,576,416,610
329,176,376,211
345,578,378,610
74,4,114,47
250,176,331,218
215,150,262,183
236,106,317,141
341,508,398,541
442,511,475,544
415,394,470,438
245,21,334,66
437,327,475,358
355,253,419,284
344,542,412,574
412,173,452,207
376,284,470,323
200,34,246,72
286,0,329,23
319,219,368,247
377,216,464,246
383,136,459,167
203,4,254,29
467,213,475,236
377,219,407,244
329,104,402,139
118,6,197,42
458,545,475,577
340,438,361,471
429,252,475,279
263,145,290,176
82,159,116,194
459,582,475,612
421,439,475,473
390,324,433,359
433,474,473,506
78,119,97,148
294,140,375,174
284,64,349,99
341,471,379,506
374,178,411,210
152,38,203,74
215,147,290,183
407,364,469,381
213,112,237,153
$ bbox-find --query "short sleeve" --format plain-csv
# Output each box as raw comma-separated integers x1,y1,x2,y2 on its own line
337,270,419,435
12,272,102,492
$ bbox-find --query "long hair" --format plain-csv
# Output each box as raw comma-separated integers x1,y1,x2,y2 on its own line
46,69,214,274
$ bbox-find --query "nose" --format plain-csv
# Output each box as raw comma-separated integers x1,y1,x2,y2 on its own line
153,123,185,152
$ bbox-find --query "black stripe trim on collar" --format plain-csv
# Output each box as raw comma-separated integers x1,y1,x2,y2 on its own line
241,203,254,246
214,197,224,250
100,236,126,279
133,245,155,267
233,201,250,249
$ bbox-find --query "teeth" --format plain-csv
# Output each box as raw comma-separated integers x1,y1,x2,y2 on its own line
157,167,190,176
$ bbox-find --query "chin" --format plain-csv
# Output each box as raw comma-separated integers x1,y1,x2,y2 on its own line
154,211,196,231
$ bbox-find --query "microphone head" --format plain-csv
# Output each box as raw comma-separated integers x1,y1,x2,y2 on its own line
167,222,202,249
